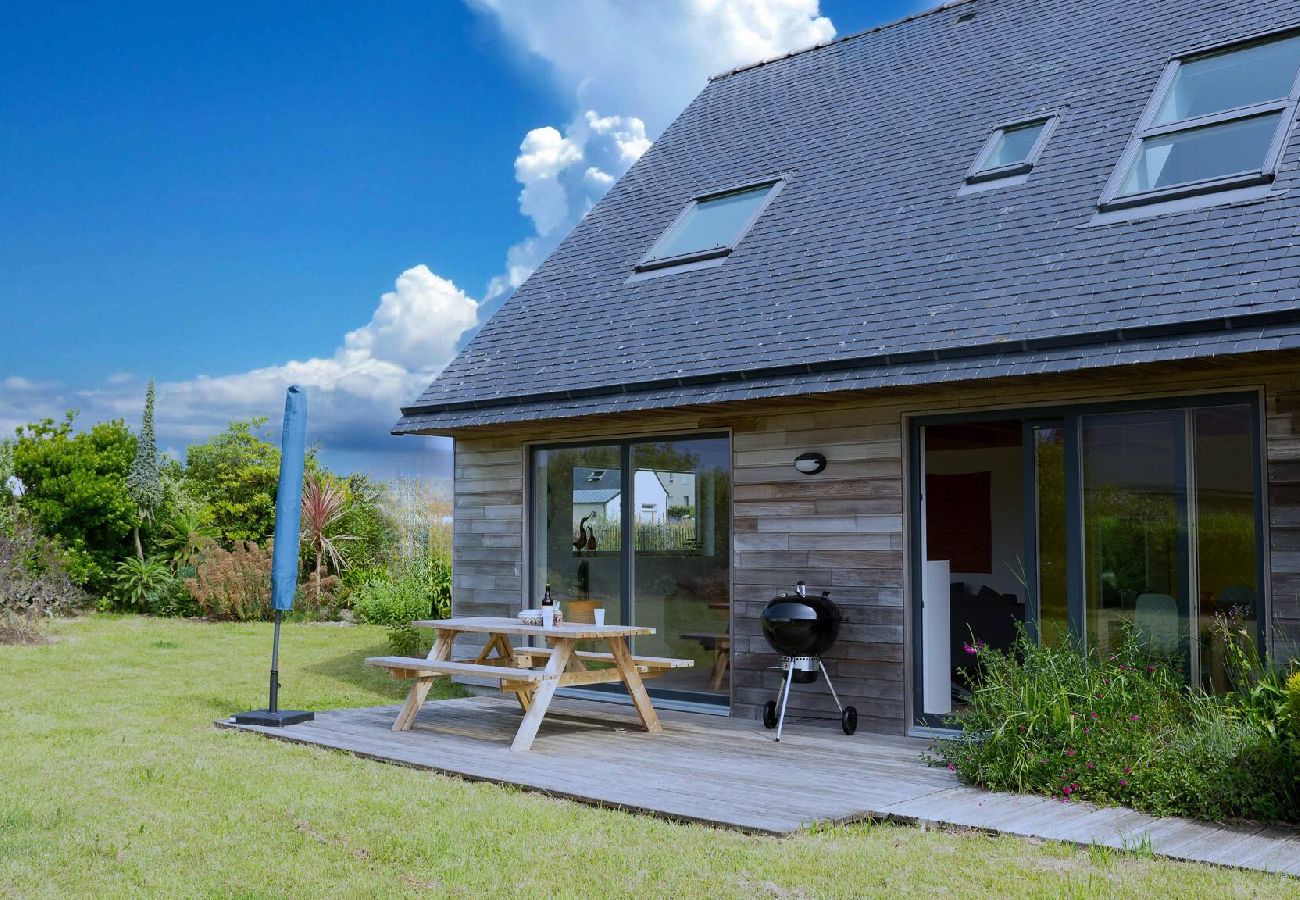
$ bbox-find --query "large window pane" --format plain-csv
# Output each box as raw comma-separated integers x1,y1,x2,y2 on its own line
1193,405,1259,692
649,185,773,261
531,444,624,625
1119,112,1281,196
1082,411,1187,667
1033,425,1070,645
1155,34,1300,124
630,437,731,698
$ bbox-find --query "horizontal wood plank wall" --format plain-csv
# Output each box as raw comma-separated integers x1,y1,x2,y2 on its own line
731,413,905,732
1267,373,1300,664
444,354,1300,732
452,437,526,658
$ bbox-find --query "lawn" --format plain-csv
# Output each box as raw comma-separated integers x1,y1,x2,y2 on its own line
1,616,1296,898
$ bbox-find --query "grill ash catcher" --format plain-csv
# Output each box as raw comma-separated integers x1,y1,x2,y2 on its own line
760,582,857,741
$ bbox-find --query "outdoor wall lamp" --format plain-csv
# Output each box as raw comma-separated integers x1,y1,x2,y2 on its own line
793,452,827,476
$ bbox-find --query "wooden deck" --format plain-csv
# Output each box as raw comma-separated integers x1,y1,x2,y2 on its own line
218,696,1300,877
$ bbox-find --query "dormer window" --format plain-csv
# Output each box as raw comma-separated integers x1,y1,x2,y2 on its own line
966,116,1057,185
636,180,781,272
1102,30,1300,210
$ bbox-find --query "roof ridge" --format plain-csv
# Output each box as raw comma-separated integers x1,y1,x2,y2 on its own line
708,0,977,82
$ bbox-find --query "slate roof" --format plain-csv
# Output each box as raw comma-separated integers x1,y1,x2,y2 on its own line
397,0,1300,434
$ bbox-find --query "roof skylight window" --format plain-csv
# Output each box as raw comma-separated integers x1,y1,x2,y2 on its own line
636,181,781,271
966,117,1056,184
1103,30,1300,209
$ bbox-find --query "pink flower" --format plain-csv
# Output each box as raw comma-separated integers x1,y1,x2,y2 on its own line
1086,761,1095,769
1123,767,1131,775
1129,714,1140,721
963,642,977,655
1062,786,1074,796
947,763,956,771
1120,779,1129,787
1065,748,1077,757
1090,712,1100,719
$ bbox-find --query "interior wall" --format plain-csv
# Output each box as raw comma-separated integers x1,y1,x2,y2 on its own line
925,446,1025,600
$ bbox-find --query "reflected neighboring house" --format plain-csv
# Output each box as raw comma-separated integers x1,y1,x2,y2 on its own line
571,467,696,526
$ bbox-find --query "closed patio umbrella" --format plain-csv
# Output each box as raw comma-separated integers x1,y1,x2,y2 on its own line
233,385,314,727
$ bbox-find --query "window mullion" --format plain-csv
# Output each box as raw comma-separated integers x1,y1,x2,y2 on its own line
1142,100,1290,139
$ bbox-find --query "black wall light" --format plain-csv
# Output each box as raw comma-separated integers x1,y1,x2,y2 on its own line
793,452,827,475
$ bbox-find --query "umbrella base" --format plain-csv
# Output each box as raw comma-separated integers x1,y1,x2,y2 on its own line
231,709,314,727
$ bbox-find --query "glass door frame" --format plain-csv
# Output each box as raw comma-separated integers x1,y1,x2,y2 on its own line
525,430,733,707
908,391,1266,729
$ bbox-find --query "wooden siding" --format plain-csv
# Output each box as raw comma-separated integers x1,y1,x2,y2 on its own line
451,438,525,658
731,412,905,732
444,352,1300,735
1267,373,1300,663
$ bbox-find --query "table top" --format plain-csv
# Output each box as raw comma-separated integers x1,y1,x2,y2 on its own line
413,616,655,640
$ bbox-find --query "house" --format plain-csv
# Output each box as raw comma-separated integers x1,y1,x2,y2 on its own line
395,0,1300,732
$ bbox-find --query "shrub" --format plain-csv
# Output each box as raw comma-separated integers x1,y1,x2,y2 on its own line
111,556,175,613
0,519,88,643
184,541,273,620
1289,671,1300,757
351,575,432,628
933,628,1299,824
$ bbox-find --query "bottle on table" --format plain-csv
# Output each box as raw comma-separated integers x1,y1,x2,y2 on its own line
541,583,554,627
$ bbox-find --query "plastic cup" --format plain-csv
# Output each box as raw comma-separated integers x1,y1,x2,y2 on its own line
593,608,606,627
541,607,554,628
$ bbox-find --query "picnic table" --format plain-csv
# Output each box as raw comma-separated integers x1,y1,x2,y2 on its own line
365,616,694,752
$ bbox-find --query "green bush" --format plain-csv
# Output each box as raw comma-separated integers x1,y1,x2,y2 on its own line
933,629,1299,824
1289,671,1300,758
350,576,432,628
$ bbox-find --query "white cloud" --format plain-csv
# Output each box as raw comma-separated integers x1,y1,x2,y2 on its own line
1,266,476,478
472,1,834,318
4,3,837,479
469,0,834,132
483,110,651,306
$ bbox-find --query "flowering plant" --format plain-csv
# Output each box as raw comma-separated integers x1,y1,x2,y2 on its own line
931,625,1298,824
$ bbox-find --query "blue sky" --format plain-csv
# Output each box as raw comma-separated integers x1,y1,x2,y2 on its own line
0,1,921,479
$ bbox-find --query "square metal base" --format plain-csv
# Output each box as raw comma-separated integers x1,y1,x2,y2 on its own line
231,709,314,727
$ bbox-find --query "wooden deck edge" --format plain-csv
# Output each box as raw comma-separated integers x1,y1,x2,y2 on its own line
213,717,1300,877
212,718,793,837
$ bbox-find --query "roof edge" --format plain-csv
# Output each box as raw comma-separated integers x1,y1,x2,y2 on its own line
396,307,1300,428
708,0,977,82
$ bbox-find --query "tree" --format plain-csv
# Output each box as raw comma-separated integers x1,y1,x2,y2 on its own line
183,418,283,546
12,413,137,592
300,473,356,599
125,379,163,560
0,439,16,536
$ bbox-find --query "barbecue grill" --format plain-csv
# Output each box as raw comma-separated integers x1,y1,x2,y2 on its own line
760,582,857,741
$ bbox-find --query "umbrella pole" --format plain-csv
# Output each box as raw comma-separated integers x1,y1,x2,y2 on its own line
269,608,282,714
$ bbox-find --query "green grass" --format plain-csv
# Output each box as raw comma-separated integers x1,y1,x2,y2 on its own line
1,616,1296,898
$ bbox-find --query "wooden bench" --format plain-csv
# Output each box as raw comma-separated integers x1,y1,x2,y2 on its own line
681,631,731,691
511,646,695,673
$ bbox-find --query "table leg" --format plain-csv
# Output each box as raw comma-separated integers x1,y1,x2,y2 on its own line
392,630,452,732
509,639,573,752
607,636,662,734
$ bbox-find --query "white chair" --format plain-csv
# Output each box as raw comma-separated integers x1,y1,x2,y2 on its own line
1134,593,1180,655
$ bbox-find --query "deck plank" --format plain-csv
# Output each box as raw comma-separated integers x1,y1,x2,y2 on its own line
216,696,1300,874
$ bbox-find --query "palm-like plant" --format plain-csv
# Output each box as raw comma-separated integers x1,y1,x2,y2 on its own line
300,474,356,599
112,556,173,612
157,506,217,570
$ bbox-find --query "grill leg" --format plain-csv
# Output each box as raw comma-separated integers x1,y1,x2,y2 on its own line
774,662,795,742
819,659,845,714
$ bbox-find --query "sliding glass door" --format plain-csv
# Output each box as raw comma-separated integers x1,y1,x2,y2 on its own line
530,434,731,704
1081,410,1189,669
913,395,1263,722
